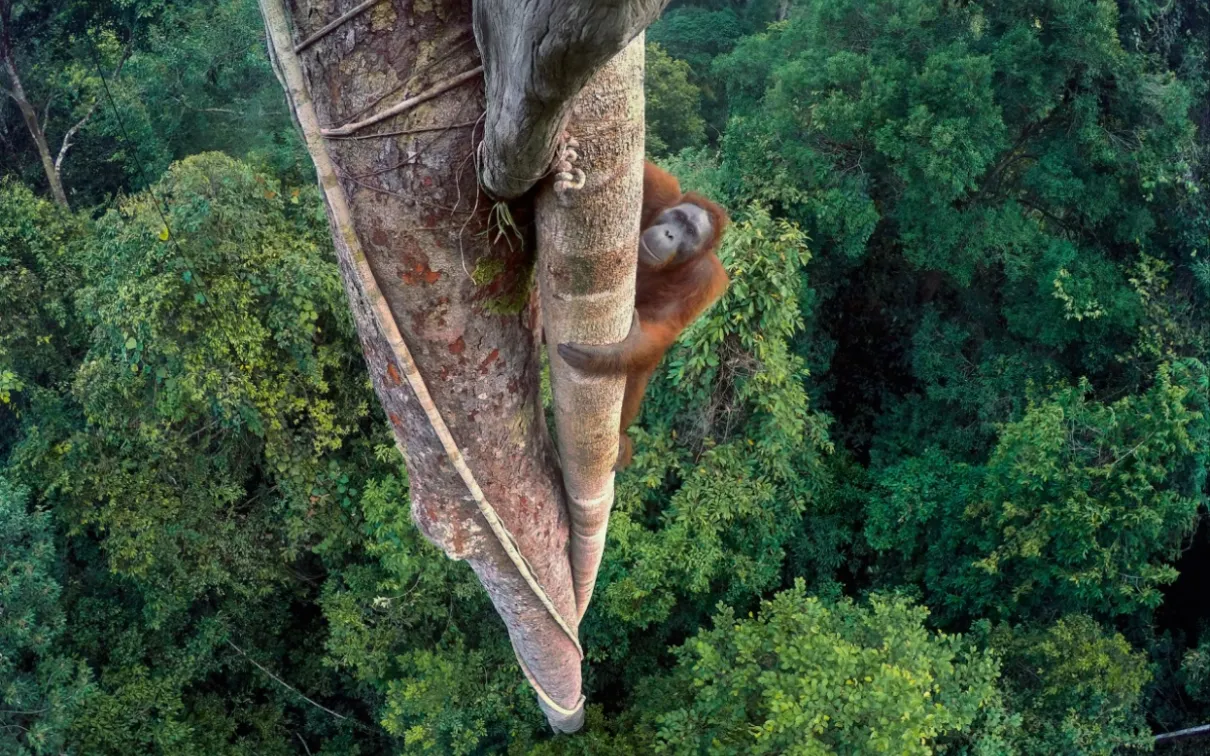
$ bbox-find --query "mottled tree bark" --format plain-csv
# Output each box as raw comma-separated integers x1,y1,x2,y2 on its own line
261,0,659,733
537,38,645,618
259,0,583,732
472,0,669,199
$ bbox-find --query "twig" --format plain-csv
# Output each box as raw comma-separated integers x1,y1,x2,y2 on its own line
226,640,348,722
171,94,238,115
456,120,488,277
55,100,97,170
340,117,458,178
112,39,133,78
56,38,132,172
1155,723,1210,745
40,93,53,131
324,119,478,141
295,733,314,755
294,0,383,54
337,169,473,213
0,706,50,716
1104,430,1159,473
321,66,482,137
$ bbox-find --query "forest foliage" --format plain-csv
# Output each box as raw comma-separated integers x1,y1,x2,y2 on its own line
2,0,1209,753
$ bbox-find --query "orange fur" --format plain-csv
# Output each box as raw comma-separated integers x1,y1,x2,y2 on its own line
560,161,730,469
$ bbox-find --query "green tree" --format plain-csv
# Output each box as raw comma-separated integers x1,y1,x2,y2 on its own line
5,155,404,753
0,179,87,457
988,616,1152,755
867,363,1208,624
712,0,1205,389
13,152,371,589
0,0,160,207
0,0,297,208
649,583,1013,755
645,43,706,156
648,3,753,141
0,476,91,756
82,0,302,196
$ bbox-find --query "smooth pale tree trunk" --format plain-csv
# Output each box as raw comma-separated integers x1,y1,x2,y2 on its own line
536,38,645,618
0,36,69,208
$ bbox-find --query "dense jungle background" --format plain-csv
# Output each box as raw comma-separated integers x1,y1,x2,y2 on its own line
3,0,1209,753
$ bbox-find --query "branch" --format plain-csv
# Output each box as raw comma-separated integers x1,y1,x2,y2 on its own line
0,0,12,61
320,66,482,137
226,640,351,722
0,1,15,102
54,100,96,171
1156,723,1210,745
40,94,53,131
294,0,382,54
324,118,478,141
54,37,132,172
112,38,133,78
295,733,314,756
170,93,237,115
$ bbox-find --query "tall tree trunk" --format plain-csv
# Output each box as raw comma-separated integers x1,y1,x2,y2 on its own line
260,0,664,734
259,0,584,732
537,38,645,617
0,39,69,208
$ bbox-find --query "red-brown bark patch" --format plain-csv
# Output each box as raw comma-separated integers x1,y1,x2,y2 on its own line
401,261,441,286
478,348,500,374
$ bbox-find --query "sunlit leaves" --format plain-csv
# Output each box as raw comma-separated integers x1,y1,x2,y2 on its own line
650,583,1011,755
646,43,707,156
